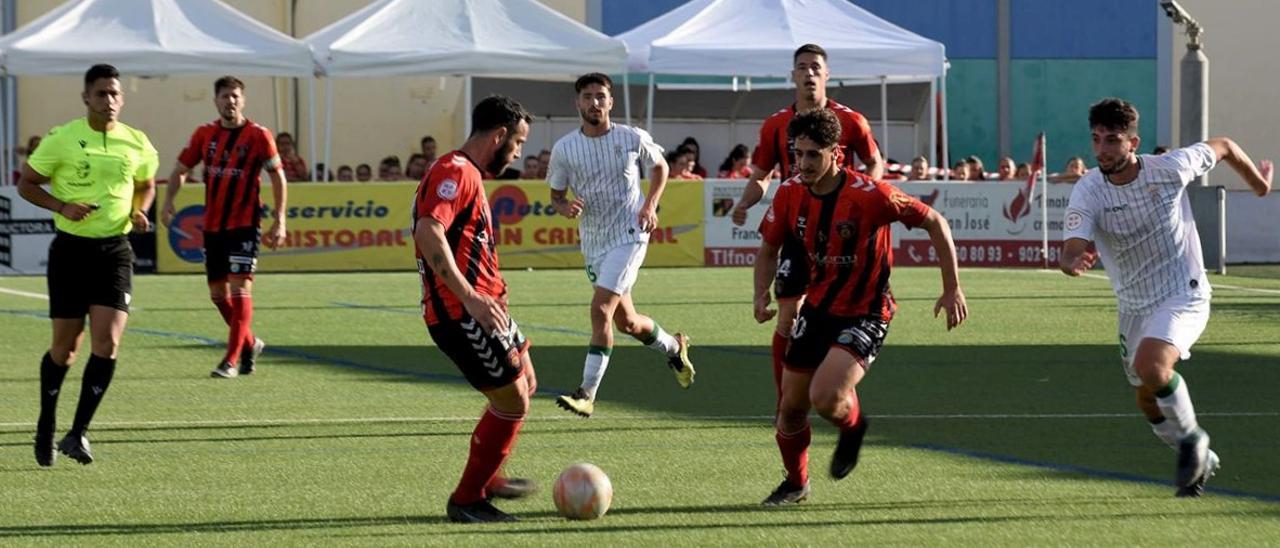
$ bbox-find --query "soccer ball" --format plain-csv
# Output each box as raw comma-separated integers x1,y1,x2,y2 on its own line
552,462,613,520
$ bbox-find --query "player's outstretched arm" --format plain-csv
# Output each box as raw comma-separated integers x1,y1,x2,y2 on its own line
1059,238,1097,277
263,167,288,249
549,188,583,219
414,217,508,333
753,240,781,324
731,166,774,226
1206,137,1272,196
918,208,967,330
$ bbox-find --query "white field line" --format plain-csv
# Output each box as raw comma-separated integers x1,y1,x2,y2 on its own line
1,411,1276,431
0,286,49,300
1024,269,1280,296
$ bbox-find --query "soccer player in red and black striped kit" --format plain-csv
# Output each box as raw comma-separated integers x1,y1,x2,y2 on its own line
161,76,287,378
731,43,884,400
414,96,538,523
754,108,968,505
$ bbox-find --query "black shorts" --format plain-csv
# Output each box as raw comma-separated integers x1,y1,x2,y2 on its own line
774,240,808,300
47,232,133,319
204,228,260,282
784,305,889,371
428,313,531,391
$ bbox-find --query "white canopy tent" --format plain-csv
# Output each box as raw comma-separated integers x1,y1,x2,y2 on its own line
0,0,316,186
618,0,949,169
304,0,629,176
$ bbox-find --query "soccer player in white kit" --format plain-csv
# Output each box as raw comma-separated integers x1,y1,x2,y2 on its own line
1060,98,1273,497
547,73,695,417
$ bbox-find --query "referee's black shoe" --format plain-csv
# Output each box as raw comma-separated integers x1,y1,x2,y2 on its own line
446,499,518,523
34,430,55,467
57,432,93,465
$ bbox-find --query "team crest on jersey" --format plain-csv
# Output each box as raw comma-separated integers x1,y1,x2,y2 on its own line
836,221,855,240
75,160,91,179
1065,211,1083,231
765,206,776,223
437,179,459,200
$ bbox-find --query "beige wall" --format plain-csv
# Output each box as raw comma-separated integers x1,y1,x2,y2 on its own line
1168,0,1279,191
13,0,588,179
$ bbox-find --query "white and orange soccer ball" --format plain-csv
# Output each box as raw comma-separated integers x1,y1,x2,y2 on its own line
552,462,613,520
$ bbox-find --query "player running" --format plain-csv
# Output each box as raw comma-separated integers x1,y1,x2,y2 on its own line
731,43,884,396
546,73,695,418
1060,98,1272,497
754,108,966,505
161,76,287,378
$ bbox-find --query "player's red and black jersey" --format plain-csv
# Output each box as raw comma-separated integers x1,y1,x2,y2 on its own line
759,168,930,321
177,120,280,232
751,99,879,177
412,150,506,326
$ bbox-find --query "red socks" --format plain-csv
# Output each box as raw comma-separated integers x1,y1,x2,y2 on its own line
211,296,234,324
771,331,788,399
452,407,525,505
222,291,255,365
775,424,811,486
834,390,862,431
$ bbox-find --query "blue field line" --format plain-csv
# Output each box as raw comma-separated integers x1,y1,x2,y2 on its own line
331,301,771,357
911,443,1280,504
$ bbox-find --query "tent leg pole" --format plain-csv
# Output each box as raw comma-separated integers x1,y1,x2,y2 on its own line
941,69,950,181
323,78,334,182
646,73,655,132
880,77,888,164
929,78,937,171
464,76,472,138
623,71,631,126
307,78,317,181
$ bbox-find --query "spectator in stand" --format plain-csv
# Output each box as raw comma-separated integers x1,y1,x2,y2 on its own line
10,135,43,183
379,155,403,181
1051,156,1088,183
314,163,334,182
950,160,971,181
1015,163,1032,180
997,156,1017,180
965,155,986,181
355,163,373,182
536,149,551,179
522,156,540,179
680,136,708,178
277,132,309,182
336,165,354,182
668,146,702,180
908,156,932,180
1152,145,1171,155
406,153,430,181
420,135,438,165
717,144,753,178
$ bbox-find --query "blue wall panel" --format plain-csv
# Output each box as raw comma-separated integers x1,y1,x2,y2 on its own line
846,0,997,59
1011,0,1156,58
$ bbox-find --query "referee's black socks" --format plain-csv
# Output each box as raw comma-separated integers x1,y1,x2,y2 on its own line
70,354,116,435
38,352,69,433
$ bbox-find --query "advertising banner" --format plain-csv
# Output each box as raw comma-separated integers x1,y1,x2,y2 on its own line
893,181,1074,267
702,178,779,267
0,186,56,275
157,183,417,273
486,180,703,269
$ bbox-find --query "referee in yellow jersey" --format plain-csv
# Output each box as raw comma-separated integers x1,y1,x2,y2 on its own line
17,64,159,467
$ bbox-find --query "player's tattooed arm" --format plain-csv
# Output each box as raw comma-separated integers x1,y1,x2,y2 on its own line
431,253,449,281
415,217,507,332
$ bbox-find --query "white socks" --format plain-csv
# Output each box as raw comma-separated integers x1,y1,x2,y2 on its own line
1154,373,1199,440
644,325,680,357
580,347,611,400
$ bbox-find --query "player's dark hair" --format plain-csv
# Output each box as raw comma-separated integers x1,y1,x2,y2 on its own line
787,108,841,149
421,135,436,146
214,76,245,95
470,95,532,137
84,64,119,89
574,72,613,94
793,43,827,63
1089,98,1140,135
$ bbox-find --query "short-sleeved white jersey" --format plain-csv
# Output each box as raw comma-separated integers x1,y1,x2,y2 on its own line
1062,143,1217,314
547,123,664,260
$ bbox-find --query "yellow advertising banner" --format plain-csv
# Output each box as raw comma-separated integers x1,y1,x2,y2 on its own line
157,180,704,273
157,182,417,273
485,180,704,269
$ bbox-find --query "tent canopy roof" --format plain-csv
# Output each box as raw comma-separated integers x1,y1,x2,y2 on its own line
0,0,315,77
619,0,945,79
305,0,626,78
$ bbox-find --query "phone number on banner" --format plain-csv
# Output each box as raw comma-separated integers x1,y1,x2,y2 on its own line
896,240,1064,267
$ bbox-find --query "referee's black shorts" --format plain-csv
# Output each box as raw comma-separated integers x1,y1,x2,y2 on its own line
47,231,134,319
